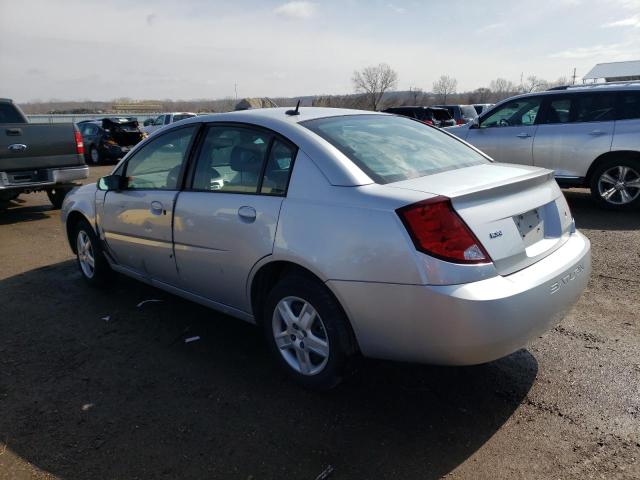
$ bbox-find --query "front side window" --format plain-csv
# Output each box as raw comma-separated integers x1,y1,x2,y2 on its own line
480,97,541,128
303,115,488,184
124,126,197,190
192,126,271,193
617,92,640,120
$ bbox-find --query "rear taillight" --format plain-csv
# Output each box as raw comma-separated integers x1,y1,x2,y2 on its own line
74,130,84,155
423,119,434,125
396,196,491,264
456,118,465,125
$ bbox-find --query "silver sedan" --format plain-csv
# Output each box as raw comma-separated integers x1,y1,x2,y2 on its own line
62,108,591,389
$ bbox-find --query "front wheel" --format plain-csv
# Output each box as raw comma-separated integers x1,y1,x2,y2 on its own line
73,219,111,286
263,274,356,390
590,159,640,210
47,187,71,209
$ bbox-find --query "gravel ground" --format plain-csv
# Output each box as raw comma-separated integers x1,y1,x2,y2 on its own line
0,166,638,479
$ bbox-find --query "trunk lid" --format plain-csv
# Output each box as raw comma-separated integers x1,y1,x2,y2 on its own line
388,163,574,275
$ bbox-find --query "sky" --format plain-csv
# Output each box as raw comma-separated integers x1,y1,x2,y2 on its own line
0,0,639,102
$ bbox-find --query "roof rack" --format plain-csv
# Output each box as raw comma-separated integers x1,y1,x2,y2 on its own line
547,80,640,91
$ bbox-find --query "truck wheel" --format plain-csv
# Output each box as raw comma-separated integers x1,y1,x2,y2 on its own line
590,158,640,210
73,219,111,286
47,187,71,209
89,146,103,165
263,273,357,390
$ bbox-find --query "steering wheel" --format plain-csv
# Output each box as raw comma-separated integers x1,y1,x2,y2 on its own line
498,118,511,127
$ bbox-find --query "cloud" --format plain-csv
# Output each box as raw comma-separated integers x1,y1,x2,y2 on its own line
476,22,505,33
602,15,640,28
387,4,406,14
549,43,630,59
273,1,316,19
146,13,157,27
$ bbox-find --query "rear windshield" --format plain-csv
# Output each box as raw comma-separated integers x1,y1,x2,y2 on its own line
431,109,452,120
303,115,488,184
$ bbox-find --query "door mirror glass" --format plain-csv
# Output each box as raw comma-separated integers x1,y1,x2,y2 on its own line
98,174,126,191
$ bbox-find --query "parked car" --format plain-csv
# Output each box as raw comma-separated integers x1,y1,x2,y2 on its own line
447,83,640,209
473,103,494,115
0,98,87,209
77,118,145,165
382,106,455,127
143,112,197,135
433,104,478,125
62,107,591,389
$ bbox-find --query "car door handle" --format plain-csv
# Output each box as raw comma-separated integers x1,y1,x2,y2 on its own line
238,205,256,222
516,133,531,138
7,143,27,152
150,201,165,216
5,128,22,136
589,130,606,136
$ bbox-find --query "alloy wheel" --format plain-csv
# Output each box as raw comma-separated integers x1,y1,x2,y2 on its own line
271,296,330,376
76,230,95,278
597,165,640,205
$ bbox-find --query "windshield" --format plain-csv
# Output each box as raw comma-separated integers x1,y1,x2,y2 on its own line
303,115,488,184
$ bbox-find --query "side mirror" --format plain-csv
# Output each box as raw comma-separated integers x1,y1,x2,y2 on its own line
97,174,126,191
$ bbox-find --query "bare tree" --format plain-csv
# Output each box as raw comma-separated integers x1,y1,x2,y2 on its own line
467,87,492,104
352,63,399,111
432,75,458,104
522,75,553,93
408,86,424,105
489,78,518,101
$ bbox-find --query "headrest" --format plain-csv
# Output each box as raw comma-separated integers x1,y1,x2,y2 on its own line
230,146,263,173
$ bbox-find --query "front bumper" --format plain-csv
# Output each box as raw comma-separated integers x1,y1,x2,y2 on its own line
328,231,591,365
0,165,89,190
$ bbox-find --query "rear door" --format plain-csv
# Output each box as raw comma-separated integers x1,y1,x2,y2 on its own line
173,123,296,313
100,125,198,284
465,96,542,165
533,92,615,178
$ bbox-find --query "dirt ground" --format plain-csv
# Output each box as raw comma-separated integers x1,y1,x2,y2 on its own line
0,166,638,479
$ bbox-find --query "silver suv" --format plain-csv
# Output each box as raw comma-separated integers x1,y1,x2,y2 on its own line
448,83,640,210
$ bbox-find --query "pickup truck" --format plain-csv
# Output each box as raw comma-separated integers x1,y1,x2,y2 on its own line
0,98,88,209
142,112,196,135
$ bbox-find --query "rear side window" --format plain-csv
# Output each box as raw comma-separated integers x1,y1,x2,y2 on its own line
543,93,615,124
617,92,640,120
0,103,26,123
303,115,488,184
432,110,452,121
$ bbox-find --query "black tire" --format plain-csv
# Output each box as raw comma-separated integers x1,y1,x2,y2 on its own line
46,187,71,209
73,219,111,286
263,273,356,390
589,157,640,210
88,145,103,165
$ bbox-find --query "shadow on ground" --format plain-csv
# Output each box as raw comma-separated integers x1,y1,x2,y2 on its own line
0,261,538,479
0,198,53,226
564,189,640,231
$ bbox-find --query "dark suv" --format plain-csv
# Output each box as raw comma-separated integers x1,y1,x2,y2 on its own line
433,105,478,125
383,106,455,127
77,118,145,164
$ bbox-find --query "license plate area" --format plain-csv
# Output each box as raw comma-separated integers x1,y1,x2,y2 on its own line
514,208,544,247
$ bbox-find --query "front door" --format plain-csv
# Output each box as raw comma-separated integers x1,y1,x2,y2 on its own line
466,96,543,165
173,124,297,313
101,125,198,284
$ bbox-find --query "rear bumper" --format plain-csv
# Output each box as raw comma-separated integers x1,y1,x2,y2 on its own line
328,231,591,365
0,165,89,190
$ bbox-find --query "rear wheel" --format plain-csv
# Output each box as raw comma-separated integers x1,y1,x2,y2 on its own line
590,158,640,210
73,219,111,286
47,187,71,209
263,274,356,390
89,146,103,165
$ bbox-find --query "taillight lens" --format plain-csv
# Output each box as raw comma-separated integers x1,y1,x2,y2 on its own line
456,118,465,125
74,130,84,155
396,196,491,264
423,119,434,125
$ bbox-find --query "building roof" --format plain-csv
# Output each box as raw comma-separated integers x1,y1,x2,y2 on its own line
584,60,640,80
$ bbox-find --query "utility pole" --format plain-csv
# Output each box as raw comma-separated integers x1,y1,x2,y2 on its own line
571,68,577,85
234,83,238,101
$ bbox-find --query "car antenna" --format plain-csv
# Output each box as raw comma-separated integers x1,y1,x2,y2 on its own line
285,100,301,116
